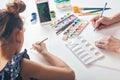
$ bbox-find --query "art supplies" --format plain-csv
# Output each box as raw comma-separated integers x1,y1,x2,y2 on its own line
30,38,48,50
51,13,103,65
54,0,72,10
79,12,100,16
51,13,78,35
62,18,88,41
65,36,104,64
31,12,37,23
39,38,48,44
51,13,88,40
50,11,56,18
73,6,111,13
78,9,102,16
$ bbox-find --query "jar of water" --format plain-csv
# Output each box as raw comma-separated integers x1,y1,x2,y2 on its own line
54,0,71,10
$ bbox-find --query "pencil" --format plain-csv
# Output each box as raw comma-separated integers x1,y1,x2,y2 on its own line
39,38,48,44
94,2,107,31
30,38,48,50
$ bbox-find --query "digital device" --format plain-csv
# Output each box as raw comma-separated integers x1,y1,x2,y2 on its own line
36,0,51,24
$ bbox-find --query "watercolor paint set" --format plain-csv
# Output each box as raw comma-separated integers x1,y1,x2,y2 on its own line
65,36,104,65
51,13,77,35
62,18,88,41
51,13,88,41
50,13,103,65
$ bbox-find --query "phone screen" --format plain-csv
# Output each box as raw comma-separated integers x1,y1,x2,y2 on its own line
37,2,51,23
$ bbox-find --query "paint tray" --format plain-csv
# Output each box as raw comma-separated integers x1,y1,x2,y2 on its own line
65,36,104,65
62,18,88,41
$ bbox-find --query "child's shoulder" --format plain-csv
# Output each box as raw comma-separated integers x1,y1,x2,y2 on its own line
0,49,30,80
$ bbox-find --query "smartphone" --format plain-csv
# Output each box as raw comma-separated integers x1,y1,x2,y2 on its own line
36,0,51,24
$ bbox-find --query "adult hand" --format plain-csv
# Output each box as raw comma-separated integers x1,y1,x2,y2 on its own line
95,35,120,53
91,15,113,30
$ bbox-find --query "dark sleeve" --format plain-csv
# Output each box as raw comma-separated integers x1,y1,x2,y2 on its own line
22,49,30,59
3,49,30,80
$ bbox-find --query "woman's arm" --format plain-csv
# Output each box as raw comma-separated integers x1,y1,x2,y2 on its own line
110,13,120,24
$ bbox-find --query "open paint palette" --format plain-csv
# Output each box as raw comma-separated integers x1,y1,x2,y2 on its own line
51,13,88,41
62,18,88,41
51,13,77,35
65,36,104,65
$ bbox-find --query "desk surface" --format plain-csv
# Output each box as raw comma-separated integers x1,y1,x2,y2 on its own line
24,0,120,80
1,0,120,80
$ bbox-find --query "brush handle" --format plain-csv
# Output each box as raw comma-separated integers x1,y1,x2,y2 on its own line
83,8,110,10
88,7,109,13
93,2,108,31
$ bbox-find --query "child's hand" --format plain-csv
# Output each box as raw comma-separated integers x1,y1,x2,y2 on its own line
32,42,48,54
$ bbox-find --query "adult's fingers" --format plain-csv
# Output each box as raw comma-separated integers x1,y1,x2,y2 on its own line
95,40,106,45
95,17,104,28
95,40,107,49
91,15,99,27
95,43,106,49
97,25,105,30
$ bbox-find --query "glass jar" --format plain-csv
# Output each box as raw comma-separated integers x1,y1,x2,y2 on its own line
54,0,71,10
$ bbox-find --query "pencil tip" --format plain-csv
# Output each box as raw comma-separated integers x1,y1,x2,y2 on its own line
93,28,96,32
105,2,107,3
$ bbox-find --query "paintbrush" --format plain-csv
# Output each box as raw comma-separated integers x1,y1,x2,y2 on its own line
93,2,107,31
73,6,111,13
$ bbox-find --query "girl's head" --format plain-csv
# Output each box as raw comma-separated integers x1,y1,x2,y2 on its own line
0,0,26,53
